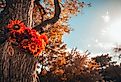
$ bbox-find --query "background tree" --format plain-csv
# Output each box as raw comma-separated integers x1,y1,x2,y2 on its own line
38,48,103,82
92,54,121,82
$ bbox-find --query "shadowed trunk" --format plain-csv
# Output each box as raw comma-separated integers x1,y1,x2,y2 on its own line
0,0,37,82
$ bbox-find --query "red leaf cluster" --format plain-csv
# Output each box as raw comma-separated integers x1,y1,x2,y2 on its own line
6,20,48,57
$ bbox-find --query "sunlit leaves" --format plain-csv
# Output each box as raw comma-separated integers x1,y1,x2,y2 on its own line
32,0,89,45
32,0,99,82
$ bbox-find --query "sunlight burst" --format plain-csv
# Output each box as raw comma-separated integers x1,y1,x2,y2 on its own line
102,11,110,23
108,21,121,42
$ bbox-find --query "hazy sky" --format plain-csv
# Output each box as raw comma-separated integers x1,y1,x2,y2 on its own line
63,0,121,56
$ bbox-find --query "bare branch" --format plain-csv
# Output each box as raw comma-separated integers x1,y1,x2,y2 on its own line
33,0,61,32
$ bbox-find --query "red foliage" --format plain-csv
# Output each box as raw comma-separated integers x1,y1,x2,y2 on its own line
6,20,48,57
7,20,26,34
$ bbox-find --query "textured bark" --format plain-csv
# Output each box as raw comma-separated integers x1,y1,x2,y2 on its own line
0,42,37,82
0,0,37,82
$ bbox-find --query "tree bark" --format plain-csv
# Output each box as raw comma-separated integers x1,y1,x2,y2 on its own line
0,0,37,82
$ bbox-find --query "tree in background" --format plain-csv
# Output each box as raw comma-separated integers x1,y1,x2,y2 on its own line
92,54,121,82
38,48,103,82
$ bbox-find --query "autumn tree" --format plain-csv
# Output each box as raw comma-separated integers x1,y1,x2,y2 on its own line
0,0,61,81
92,54,121,82
38,48,103,82
0,0,90,82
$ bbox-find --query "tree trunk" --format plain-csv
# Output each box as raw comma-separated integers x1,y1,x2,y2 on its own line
0,0,37,82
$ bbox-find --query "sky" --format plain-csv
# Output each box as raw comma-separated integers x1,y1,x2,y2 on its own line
63,0,121,56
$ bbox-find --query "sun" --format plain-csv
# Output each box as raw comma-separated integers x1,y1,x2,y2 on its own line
108,20,121,42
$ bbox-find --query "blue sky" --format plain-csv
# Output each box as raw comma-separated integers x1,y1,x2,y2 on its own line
63,0,121,55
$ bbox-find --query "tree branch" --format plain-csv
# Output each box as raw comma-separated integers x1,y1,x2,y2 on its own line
34,0,46,15
33,0,61,32
34,0,46,22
